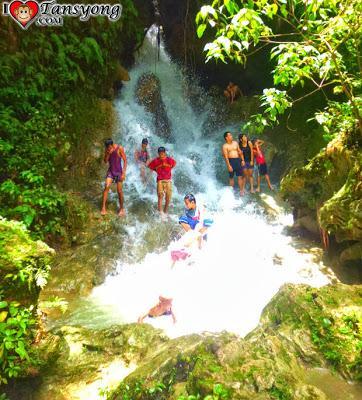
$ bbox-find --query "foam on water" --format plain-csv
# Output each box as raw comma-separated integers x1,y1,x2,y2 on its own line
88,25,335,338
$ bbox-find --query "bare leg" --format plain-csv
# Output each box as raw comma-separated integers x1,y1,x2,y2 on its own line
138,313,148,323
117,182,125,216
249,173,254,193
237,176,244,195
240,176,246,195
101,178,113,215
140,165,146,184
157,192,164,213
180,223,191,232
197,226,208,249
164,190,171,214
256,175,261,192
265,174,274,190
229,177,235,187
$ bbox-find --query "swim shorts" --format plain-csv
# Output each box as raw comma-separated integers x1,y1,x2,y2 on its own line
243,162,254,170
228,158,243,178
258,163,268,176
157,180,172,197
106,171,122,183
178,216,214,230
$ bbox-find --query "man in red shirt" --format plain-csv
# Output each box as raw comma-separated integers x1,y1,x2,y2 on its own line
148,146,176,214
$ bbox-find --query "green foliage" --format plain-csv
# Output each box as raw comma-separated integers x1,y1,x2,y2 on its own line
0,217,53,291
110,380,230,400
178,383,231,400
38,296,68,314
196,0,362,138
0,218,54,383
0,0,142,241
0,293,36,384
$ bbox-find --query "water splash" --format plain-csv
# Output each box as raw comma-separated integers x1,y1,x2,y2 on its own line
68,25,337,338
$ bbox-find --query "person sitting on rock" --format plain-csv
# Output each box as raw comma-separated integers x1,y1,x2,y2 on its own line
138,296,176,323
134,138,151,184
178,193,213,249
224,82,242,104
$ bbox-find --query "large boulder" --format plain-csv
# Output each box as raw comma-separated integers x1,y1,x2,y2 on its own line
135,72,172,139
281,134,362,265
29,324,168,400
105,283,362,400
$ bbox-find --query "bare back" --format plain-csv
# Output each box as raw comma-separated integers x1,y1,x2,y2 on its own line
223,141,240,159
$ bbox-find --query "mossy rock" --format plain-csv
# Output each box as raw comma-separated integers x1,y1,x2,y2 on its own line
280,135,362,259
319,158,362,244
261,284,362,380
106,284,361,400
31,324,168,400
0,217,55,303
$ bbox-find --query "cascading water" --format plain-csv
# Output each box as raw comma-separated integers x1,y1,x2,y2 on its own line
57,25,337,338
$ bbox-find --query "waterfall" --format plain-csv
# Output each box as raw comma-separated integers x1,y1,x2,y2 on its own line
64,25,336,338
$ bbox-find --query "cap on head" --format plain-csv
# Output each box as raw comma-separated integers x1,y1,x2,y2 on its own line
184,193,196,203
104,138,113,148
142,138,149,144
158,146,166,153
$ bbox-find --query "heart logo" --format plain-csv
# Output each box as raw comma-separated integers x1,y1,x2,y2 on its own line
9,1,39,29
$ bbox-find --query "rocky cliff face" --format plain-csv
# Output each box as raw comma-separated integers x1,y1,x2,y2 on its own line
281,134,362,267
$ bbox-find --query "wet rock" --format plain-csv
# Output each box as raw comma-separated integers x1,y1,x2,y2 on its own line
104,283,361,400
32,324,168,400
340,242,362,263
296,215,320,236
114,63,130,82
281,135,362,265
294,384,328,400
135,72,172,139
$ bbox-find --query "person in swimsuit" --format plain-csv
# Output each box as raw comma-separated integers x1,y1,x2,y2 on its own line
252,139,273,192
101,138,127,216
138,296,176,324
222,132,245,195
148,147,176,214
239,133,254,193
134,138,150,184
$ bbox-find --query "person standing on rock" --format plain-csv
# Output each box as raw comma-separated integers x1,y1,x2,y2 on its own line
101,138,127,216
148,146,176,214
222,132,245,195
252,139,273,192
239,133,254,193
134,138,151,184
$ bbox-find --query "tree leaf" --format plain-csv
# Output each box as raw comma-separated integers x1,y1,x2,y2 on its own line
197,24,207,38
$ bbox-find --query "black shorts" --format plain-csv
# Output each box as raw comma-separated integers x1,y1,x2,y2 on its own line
258,163,268,176
228,158,243,178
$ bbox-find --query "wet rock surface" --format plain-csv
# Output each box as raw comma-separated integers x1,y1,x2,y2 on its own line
136,72,172,140
105,283,362,400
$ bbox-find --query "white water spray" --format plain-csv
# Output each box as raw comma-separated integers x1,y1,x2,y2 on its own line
86,25,336,338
